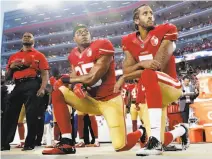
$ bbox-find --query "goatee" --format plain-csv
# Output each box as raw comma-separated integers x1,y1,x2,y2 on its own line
146,26,155,32
23,42,33,46
81,43,90,48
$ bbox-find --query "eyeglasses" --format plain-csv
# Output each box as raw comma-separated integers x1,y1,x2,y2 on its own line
75,29,89,36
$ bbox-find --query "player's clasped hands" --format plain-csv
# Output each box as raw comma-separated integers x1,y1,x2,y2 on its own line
141,60,161,70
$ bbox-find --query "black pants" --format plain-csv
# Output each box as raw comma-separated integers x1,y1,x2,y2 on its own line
35,115,45,145
83,115,95,144
2,79,41,148
1,85,8,146
35,93,49,145
181,103,190,123
71,109,76,144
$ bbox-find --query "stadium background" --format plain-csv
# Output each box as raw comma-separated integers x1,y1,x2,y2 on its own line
1,1,212,143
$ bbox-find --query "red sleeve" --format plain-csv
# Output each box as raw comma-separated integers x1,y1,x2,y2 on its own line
6,56,13,71
121,35,128,52
49,76,56,86
96,39,114,59
37,53,49,70
163,23,178,41
68,49,76,64
68,53,71,63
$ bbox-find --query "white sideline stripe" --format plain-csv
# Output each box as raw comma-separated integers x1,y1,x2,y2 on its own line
157,73,181,87
99,48,114,53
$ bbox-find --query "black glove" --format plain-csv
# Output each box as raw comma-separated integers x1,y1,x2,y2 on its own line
61,77,71,84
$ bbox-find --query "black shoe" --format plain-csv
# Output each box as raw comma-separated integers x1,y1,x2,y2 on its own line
35,143,42,146
163,145,178,151
21,146,34,151
1,144,10,151
139,125,147,144
136,136,162,156
42,138,76,155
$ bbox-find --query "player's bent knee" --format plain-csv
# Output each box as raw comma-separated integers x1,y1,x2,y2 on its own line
112,137,126,151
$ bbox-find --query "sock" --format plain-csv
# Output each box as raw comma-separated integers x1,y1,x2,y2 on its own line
141,69,162,108
164,132,174,146
46,124,53,146
20,139,25,143
62,133,72,139
54,122,61,140
116,130,142,152
18,123,25,141
89,116,98,138
78,115,84,139
170,125,186,139
132,120,137,132
52,90,72,135
79,138,84,143
148,108,162,142
163,126,186,146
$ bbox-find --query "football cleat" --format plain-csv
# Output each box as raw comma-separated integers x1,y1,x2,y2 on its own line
75,141,85,148
42,138,76,155
15,142,25,148
86,141,100,147
174,123,190,150
139,125,148,148
136,136,162,156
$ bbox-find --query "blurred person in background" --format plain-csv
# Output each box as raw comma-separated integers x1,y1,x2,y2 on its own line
179,76,198,123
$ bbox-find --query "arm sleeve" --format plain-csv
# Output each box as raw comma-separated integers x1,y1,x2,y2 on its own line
96,39,114,59
163,24,178,41
38,53,49,70
121,36,128,51
6,56,13,71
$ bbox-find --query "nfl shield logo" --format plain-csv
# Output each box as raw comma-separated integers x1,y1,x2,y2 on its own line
150,36,158,46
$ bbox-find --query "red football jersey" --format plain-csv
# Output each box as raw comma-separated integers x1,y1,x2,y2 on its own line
122,23,178,79
121,83,129,105
68,39,119,101
128,83,137,101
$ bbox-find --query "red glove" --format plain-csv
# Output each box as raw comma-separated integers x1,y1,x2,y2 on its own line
49,76,56,86
73,83,86,99
53,79,64,90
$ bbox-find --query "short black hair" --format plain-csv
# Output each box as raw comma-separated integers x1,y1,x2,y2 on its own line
133,4,149,30
73,24,88,36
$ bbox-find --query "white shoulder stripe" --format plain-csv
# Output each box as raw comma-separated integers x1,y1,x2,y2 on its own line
99,48,114,53
164,33,178,36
